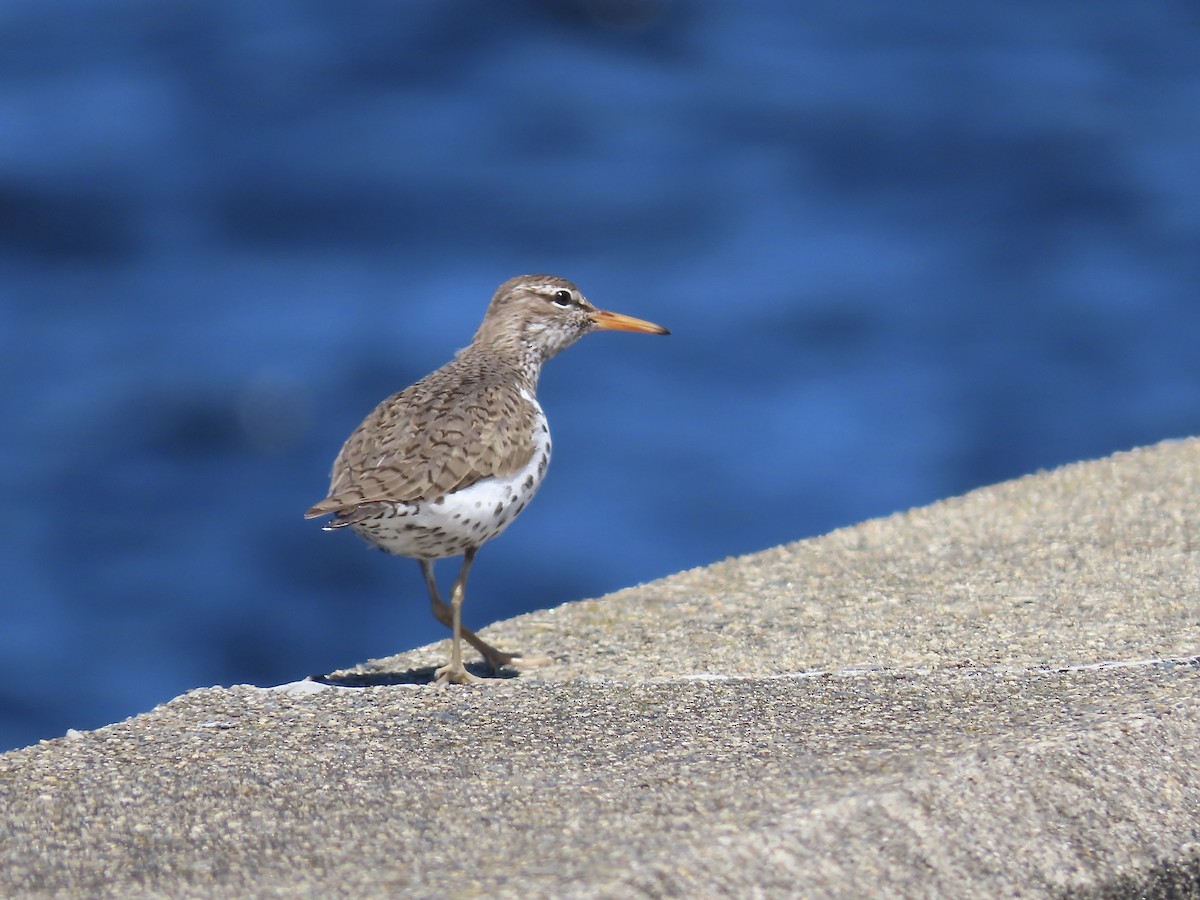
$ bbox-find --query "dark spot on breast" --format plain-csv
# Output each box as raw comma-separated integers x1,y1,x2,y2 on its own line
494,502,504,517
523,475,534,490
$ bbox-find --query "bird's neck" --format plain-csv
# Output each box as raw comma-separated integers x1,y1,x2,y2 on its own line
458,337,547,394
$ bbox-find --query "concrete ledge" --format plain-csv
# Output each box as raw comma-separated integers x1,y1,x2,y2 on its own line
3,439,1199,897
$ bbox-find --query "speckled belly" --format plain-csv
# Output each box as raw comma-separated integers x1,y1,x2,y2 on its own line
349,433,551,560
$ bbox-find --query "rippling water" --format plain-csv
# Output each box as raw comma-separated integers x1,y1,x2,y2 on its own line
2,0,1198,750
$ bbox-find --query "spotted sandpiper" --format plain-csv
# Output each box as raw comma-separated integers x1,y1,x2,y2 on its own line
305,274,669,684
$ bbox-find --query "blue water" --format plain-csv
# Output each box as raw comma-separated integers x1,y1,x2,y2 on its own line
3,1,1198,751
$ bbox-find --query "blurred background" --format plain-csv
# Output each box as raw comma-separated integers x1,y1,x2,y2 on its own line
2,0,1198,751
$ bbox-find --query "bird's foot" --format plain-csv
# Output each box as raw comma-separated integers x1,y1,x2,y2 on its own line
433,661,484,685
482,650,554,674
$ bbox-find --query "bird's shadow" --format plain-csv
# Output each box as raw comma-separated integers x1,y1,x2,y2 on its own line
309,662,518,687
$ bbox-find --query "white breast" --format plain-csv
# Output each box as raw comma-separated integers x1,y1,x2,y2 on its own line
432,396,552,539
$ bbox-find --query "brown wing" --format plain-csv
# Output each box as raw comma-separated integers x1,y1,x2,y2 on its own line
304,361,538,520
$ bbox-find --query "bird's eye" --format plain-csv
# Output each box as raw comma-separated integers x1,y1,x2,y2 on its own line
552,289,573,307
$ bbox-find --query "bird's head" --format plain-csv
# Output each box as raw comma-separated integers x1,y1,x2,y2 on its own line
475,274,669,364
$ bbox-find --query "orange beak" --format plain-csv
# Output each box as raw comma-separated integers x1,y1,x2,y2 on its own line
589,309,670,335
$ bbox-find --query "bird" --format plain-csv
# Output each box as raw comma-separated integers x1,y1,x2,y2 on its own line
305,274,669,684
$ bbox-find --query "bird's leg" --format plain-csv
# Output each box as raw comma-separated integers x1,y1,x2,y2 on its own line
427,549,483,684
419,557,547,676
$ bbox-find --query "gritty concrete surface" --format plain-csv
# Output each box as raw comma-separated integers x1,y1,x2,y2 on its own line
3,438,1200,898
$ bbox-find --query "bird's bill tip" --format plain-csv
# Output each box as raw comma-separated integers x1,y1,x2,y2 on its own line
589,309,670,335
